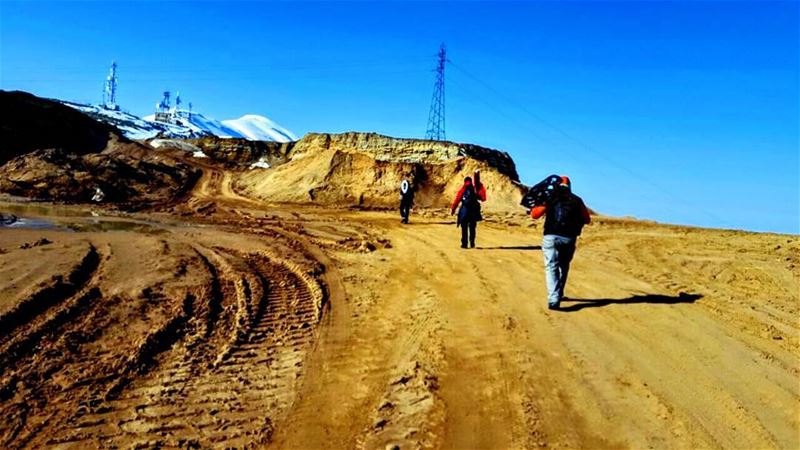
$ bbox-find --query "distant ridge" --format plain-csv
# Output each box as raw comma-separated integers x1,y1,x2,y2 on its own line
63,101,296,142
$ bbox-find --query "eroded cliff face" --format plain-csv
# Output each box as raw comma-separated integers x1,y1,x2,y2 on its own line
187,137,293,168
286,132,519,180
234,132,526,211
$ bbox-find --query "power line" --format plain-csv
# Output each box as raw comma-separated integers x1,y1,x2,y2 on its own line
446,76,702,223
2,68,430,84
445,74,565,151
448,60,734,228
2,56,432,74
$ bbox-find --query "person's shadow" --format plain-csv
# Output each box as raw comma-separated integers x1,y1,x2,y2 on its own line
557,292,702,312
476,245,541,251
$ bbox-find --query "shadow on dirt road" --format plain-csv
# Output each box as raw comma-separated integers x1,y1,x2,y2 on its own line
557,293,702,312
476,245,541,250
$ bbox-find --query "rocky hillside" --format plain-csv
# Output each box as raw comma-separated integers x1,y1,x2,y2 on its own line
0,137,199,205
186,137,294,168
234,132,527,210
0,92,527,210
0,92,198,205
0,91,120,165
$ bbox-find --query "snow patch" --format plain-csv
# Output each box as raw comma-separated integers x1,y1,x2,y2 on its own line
192,150,208,158
249,157,271,169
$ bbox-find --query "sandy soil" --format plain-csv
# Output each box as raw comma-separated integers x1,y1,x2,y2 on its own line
0,165,797,449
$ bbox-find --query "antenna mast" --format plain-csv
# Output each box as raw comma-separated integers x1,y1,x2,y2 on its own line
102,61,119,110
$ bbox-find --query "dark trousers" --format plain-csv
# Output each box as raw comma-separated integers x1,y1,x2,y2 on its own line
400,203,411,223
461,220,477,248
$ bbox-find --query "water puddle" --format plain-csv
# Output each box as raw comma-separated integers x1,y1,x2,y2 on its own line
1,215,65,230
1,210,166,235
65,220,167,234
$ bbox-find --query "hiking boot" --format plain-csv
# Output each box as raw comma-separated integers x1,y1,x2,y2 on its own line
461,244,468,249
548,303,560,311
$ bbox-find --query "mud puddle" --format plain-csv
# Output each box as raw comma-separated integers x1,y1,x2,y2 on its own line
64,219,168,234
1,214,65,230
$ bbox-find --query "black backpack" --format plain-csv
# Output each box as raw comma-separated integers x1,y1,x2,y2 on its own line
546,192,585,237
462,184,478,207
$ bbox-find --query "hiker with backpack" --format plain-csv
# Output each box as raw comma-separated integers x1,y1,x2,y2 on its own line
399,179,414,224
450,170,487,248
529,176,591,310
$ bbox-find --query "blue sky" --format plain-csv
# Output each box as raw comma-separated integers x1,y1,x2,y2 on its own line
1,1,797,233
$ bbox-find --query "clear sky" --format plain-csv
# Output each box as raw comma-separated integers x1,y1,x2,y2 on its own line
1,1,797,234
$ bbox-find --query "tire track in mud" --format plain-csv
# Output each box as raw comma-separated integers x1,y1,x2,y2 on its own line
47,248,326,448
268,223,398,449
0,243,101,380
0,244,106,447
191,247,226,342
0,243,99,348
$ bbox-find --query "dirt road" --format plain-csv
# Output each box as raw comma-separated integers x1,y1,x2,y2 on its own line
0,170,797,448
276,212,798,450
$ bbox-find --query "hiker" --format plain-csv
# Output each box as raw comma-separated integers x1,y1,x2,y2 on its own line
530,176,591,310
399,179,414,224
450,170,486,248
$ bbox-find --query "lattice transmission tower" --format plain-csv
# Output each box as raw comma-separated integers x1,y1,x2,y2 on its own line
425,43,447,141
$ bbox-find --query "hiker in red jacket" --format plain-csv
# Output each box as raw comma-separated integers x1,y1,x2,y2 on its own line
450,170,487,248
530,176,591,309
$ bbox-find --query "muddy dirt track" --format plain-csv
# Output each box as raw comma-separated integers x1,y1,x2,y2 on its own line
0,166,798,449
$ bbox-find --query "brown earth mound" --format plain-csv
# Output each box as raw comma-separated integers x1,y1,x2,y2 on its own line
0,91,120,165
0,92,199,205
0,143,198,204
234,132,527,210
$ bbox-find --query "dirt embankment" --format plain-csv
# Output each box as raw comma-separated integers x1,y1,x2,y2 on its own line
0,92,199,205
234,132,527,210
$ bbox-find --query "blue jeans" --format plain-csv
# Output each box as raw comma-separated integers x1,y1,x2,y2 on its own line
542,234,576,306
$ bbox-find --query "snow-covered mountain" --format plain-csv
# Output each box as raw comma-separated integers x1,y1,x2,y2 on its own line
62,101,296,142
223,115,296,142
63,102,204,140
141,112,238,139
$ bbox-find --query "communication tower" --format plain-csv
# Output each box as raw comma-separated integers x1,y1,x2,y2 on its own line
102,61,119,110
154,91,172,122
